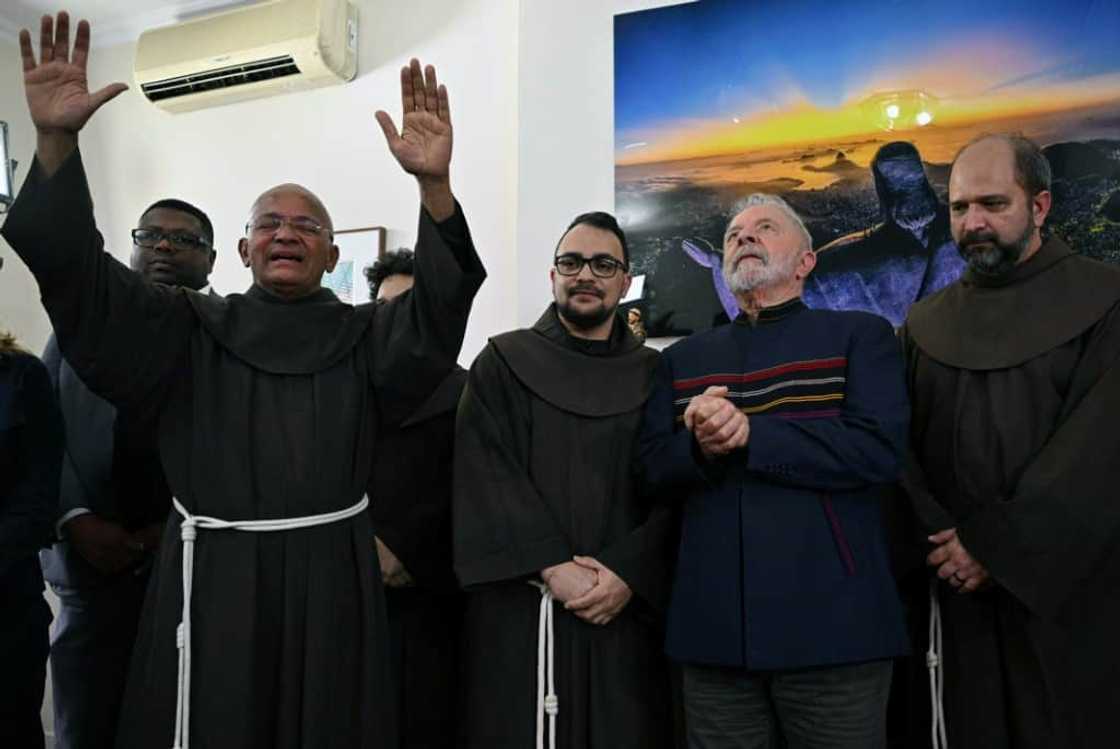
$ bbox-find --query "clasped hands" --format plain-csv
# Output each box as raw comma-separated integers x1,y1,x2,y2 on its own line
66,514,161,575
927,527,991,594
542,557,632,626
684,385,750,460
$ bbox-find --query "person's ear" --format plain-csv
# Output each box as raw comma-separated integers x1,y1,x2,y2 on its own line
1032,190,1052,228
796,248,817,280
238,238,251,268
324,243,340,273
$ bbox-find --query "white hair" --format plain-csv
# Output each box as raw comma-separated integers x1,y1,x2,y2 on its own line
728,193,812,252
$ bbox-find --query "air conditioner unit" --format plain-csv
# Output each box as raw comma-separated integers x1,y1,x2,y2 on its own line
134,0,358,114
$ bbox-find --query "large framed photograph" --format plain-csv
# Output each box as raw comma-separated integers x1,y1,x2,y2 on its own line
615,0,1120,336
322,226,387,305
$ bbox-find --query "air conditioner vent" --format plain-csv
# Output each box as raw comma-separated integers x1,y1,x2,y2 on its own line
141,56,301,102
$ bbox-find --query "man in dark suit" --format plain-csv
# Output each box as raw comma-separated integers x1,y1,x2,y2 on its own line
40,198,216,749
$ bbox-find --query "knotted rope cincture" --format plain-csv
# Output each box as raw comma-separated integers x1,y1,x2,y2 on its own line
170,494,370,749
927,577,948,749
529,580,558,749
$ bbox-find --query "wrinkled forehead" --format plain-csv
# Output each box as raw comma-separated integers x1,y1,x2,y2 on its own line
250,185,333,228
727,204,786,234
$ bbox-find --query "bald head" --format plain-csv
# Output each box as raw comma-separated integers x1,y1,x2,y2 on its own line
952,134,1051,199
250,183,334,232
239,183,340,300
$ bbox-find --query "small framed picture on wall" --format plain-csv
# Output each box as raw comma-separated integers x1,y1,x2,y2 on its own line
323,226,387,305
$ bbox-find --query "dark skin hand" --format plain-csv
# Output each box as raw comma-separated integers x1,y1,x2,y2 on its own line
65,514,142,574
18,12,128,177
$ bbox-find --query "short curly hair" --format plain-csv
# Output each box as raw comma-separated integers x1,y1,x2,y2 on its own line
364,249,415,297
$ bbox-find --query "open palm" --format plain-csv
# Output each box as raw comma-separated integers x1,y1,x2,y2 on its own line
19,13,127,135
375,59,452,180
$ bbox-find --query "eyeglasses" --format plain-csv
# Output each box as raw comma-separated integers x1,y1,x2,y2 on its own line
554,253,628,279
131,228,210,252
246,214,332,239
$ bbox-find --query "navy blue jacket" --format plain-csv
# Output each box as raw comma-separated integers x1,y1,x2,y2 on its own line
639,298,910,669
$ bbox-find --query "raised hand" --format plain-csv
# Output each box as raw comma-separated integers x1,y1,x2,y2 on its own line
19,13,127,136
375,59,452,181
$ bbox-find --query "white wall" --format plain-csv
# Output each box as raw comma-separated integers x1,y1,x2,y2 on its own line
1,36,51,353
515,0,695,327
4,0,696,357
2,0,519,361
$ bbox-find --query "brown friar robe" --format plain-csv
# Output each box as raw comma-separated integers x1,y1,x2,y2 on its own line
1,151,485,749
453,306,677,749
896,236,1120,749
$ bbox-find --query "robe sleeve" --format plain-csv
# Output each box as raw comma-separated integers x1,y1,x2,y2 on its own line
0,151,195,415
453,344,572,586
958,303,1120,619
368,204,485,426
595,449,678,612
0,355,61,578
742,314,909,491
897,323,956,535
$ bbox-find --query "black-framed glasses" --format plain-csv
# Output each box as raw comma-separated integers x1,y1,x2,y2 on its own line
554,253,627,278
246,214,332,239
131,228,210,252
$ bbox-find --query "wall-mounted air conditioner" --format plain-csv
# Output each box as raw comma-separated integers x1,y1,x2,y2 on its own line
134,0,358,114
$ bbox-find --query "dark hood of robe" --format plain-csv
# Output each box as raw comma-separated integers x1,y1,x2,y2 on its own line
489,305,658,417
186,285,375,375
906,237,1120,370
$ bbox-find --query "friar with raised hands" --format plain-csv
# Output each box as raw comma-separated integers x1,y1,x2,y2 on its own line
3,11,485,748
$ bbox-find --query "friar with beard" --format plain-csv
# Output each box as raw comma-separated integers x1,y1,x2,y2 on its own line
453,212,677,749
894,134,1120,748
804,141,965,326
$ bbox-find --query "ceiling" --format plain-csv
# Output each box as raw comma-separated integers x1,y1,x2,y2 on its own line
0,0,262,48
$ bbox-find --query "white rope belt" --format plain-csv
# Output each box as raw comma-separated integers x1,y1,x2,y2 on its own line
927,577,948,749
529,581,558,749
170,494,370,749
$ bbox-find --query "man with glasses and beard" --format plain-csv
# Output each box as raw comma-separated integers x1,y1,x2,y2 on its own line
454,212,676,749
39,199,215,749
640,193,910,748
898,133,1120,748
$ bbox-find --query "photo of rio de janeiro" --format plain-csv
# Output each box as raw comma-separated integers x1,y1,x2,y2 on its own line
615,0,1120,335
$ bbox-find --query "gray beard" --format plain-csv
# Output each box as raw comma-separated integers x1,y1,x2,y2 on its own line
959,221,1034,278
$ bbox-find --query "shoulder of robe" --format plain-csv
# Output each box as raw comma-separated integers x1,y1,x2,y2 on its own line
185,291,376,375
905,247,1120,370
402,367,468,427
489,328,659,418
